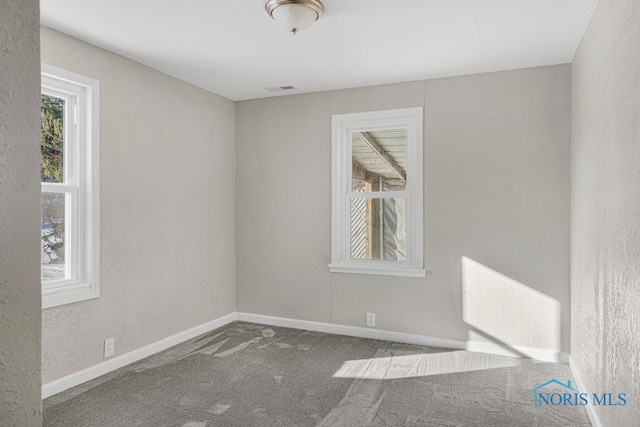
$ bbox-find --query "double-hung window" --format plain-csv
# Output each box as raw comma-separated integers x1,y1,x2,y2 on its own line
329,107,424,277
41,64,100,308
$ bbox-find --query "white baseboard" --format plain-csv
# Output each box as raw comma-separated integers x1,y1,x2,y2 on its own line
569,355,602,427
42,312,237,399
236,312,569,364
43,311,569,400
237,312,467,350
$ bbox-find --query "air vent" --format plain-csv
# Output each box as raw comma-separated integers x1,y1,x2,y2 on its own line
265,86,297,92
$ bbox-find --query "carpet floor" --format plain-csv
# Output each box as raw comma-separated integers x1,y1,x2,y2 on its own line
43,321,590,426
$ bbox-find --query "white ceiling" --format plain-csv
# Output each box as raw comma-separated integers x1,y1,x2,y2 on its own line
40,0,599,101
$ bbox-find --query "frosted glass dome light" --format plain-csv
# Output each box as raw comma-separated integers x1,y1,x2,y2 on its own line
265,0,324,35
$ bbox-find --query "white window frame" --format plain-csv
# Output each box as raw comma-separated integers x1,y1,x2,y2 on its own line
41,64,100,308
329,107,424,278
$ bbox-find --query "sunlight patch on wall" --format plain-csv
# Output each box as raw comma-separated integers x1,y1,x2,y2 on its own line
462,256,561,352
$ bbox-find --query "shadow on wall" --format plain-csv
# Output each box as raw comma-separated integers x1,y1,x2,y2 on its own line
461,256,561,355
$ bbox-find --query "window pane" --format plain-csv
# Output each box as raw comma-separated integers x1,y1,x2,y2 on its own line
41,94,65,183
350,197,406,261
352,129,407,192
41,192,67,282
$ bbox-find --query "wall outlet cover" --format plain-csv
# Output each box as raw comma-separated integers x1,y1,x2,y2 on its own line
366,312,376,327
104,338,115,358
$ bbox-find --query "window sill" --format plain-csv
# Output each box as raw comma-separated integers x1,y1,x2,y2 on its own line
328,263,426,278
42,282,99,309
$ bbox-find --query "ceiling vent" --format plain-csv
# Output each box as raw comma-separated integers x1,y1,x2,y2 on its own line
265,86,297,92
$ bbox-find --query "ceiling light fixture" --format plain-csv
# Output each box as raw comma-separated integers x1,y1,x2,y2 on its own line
265,0,324,35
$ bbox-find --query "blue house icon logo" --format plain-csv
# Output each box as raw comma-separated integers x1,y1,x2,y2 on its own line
531,379,576,408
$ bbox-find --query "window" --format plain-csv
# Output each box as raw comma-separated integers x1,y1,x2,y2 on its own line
329,107,424,277
41,64,100,308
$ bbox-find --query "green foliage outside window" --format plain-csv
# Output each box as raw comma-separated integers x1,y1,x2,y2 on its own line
41,94,64,183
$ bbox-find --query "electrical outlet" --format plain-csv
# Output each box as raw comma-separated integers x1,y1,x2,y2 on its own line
104,338,115,358
366,312,376,327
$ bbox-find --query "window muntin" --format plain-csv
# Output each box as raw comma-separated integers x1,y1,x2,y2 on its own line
330,108,424,277
41,64,100,308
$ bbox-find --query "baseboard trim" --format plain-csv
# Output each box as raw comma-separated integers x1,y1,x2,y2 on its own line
235,312,569,364
42,312,237,399
569,355,602,427
237,311,466,350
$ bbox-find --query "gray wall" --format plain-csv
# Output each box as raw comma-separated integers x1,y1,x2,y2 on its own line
41,28,237,383
0,0,42,424
237,65,572,354
571,0,640,424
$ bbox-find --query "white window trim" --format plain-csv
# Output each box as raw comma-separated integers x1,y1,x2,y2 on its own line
41,64,100,308
329,107,425,278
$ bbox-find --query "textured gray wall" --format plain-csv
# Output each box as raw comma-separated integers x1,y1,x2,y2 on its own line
237,65,571,353
41,28,237,383
571,0,640,424
0,0,42,424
